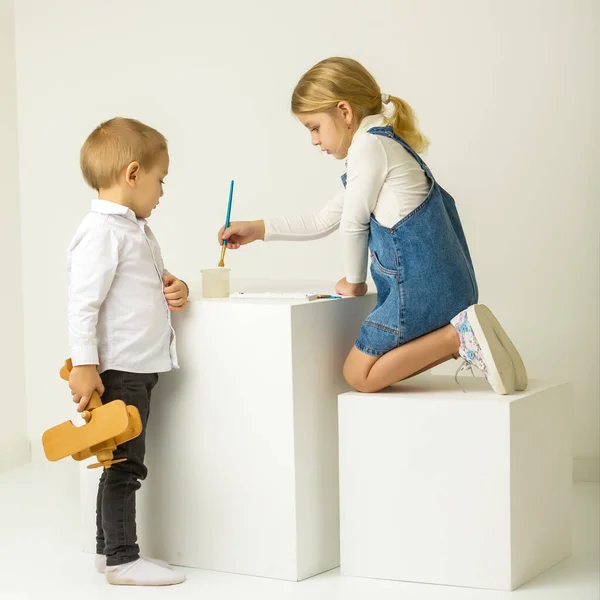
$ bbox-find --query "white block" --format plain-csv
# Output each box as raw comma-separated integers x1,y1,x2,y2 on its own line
338,376,572,591
80,281,375,581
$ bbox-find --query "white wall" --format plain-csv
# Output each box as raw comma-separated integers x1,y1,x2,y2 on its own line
14,0,599,473
0,0,29,471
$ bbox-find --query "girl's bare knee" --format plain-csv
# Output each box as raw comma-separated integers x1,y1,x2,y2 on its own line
343,347,381,393
358,379,384,393
342,361,359,389
343,367,381,393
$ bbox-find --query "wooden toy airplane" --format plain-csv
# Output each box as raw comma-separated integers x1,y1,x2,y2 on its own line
41,359,143,469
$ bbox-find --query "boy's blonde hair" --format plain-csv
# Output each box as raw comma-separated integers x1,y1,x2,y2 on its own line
291,57,429,153
80,117,168,191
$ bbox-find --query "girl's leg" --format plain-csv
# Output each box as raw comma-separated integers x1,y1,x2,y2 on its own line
402,352,460,380
343,324,460,393
345,305,524,395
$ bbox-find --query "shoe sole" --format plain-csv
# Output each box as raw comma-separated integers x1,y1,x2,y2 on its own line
467,305,516,395
478,305,528,391
105,575,185,586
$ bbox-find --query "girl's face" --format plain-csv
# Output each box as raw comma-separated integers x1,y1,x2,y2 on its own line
296,102,357,160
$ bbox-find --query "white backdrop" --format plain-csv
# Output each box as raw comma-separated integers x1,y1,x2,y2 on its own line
11,0,599,471
0,0,28,471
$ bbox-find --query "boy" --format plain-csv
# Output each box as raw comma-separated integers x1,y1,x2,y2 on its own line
68,117,187,586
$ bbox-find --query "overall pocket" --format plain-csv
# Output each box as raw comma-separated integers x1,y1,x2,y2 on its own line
367,250,401,336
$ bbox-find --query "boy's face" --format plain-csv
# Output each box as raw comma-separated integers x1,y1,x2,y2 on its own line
130,151,169,219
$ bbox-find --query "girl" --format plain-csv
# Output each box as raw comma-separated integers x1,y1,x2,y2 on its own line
219,57,527,395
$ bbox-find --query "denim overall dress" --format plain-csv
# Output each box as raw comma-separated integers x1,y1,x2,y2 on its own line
343,126,478,357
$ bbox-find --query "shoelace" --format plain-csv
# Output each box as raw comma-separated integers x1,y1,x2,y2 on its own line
454,358,477,393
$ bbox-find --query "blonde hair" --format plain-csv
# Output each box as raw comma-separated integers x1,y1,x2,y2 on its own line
80,117,168,190
291,57,429,153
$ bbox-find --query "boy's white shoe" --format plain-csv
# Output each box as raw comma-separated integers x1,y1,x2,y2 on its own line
105,557,185,586
95,553,171,574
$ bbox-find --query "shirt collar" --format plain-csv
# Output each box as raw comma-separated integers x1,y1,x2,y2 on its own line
355,113,387,136
345,114,388,166
91,199,145,224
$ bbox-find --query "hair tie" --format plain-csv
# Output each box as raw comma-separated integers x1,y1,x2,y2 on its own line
381,93,391,104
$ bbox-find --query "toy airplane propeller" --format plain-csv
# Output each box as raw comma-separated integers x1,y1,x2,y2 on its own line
42,359,143,469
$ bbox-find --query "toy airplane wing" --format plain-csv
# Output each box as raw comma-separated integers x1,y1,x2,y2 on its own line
42,400,130,462
70,405,143,462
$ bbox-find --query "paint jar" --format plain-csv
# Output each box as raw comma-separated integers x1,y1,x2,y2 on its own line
201,268,230,298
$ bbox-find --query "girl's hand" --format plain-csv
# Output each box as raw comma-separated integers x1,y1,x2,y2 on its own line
336,278,368,297
219,220,266,249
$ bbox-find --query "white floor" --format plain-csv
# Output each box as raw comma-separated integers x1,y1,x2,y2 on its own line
0,461,598,600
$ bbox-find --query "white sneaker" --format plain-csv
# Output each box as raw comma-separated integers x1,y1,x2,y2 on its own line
105,557,185,586
477,304,528,391
95,553,171,574
451,304,516,395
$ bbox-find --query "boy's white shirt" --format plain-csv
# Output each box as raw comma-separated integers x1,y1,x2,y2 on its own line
67,199,179,374
264,114,430,284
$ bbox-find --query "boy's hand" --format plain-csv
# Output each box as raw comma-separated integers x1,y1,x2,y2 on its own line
219,220,265,249
69,365,104,412
163,274,189,312
336,277,368,297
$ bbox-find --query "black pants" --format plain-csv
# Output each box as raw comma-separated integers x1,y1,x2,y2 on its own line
95,370,158,567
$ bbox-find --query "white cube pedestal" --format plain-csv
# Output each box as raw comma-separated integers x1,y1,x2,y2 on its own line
80,281,375,581
338,376,573,591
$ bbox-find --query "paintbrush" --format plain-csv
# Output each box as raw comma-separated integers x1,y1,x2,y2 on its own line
218,179,235,267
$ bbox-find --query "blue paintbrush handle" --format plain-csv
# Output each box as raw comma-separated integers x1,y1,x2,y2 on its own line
223,180,234,246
